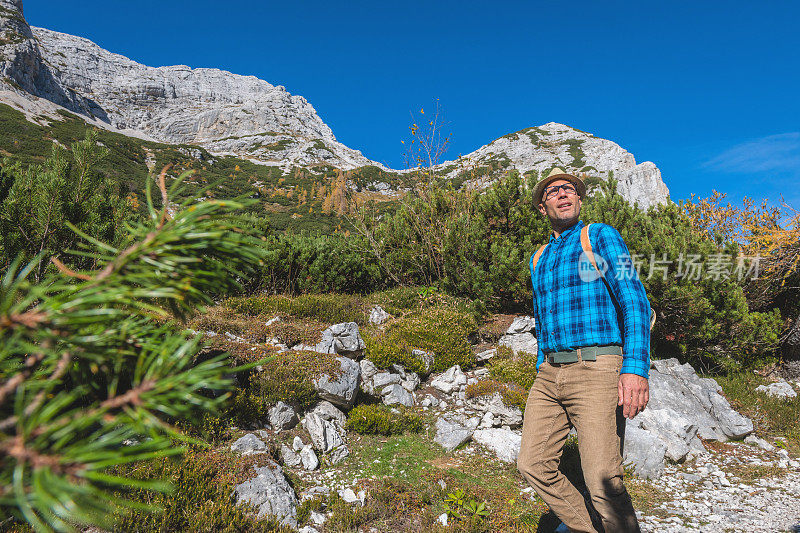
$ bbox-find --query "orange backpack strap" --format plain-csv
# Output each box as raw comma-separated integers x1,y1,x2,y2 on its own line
580,223,601,275
531,243,549,272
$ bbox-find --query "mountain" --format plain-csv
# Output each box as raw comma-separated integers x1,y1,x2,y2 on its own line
437,123,670,209
0,0,670,208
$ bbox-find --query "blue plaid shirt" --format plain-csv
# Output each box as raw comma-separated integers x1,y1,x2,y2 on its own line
529,220,651,378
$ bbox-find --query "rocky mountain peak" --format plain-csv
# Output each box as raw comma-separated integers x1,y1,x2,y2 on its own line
440,122,670,208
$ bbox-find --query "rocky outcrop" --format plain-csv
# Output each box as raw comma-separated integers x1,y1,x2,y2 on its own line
437,122,670,209
312,356,360,409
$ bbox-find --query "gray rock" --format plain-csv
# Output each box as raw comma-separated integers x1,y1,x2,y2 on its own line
316,322,366,358
633,408,699,462
308,400,347,432
292,436,305,452
300,445,319,471
432,365,468,394
499,332,539,356
373,372,402,389
401,373,421,392
280,445,301,467
472,427,522,463
476,348,498,362
303,413,344,452
506,316,536,335
649,358,753,440
339,488,360,504
622,424,667,479
359,359,378,381
327,444,350,465
466,392,523,427
268,401,298,431
230,433,267,455
369,305,391,325
234,461,298,527
755,380,797,399
435,415,478,452
381,384,415,407
313,356,360,409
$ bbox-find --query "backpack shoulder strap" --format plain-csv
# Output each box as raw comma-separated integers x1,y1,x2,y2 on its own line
580,223,600,274
530,243,549,272
581,222,657,329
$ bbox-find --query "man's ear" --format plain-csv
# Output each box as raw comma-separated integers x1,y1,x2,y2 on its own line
537,202,546,217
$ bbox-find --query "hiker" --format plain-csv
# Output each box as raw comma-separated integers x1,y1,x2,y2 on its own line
516,168,651,532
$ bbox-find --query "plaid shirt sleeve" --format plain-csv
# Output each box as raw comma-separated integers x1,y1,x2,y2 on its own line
593,224,651,378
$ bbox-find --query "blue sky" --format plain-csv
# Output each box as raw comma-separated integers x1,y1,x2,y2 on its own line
26,0,800,207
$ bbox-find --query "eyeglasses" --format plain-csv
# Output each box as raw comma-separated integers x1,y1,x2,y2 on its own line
543,183,577,200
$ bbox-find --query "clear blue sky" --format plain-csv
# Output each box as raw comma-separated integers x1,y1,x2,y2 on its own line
26,0,800,207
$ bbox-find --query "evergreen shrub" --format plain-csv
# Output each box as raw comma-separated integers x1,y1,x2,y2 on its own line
364,306,478,373
344,404,423,436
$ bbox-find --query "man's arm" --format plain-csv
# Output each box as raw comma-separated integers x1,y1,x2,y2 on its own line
594,224,651,418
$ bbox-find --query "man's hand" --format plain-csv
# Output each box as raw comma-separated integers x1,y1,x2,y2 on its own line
618,373,649,419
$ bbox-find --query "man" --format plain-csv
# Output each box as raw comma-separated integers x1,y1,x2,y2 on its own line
516,168,651,532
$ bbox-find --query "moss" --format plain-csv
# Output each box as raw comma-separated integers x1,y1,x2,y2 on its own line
365,306,478,374
345,404,424,436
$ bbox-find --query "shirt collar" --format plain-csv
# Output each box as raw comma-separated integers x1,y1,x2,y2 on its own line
548,220,584,244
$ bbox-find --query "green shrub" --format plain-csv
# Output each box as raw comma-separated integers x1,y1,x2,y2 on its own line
365,306,478,373
254,349,341,411
486,347,538,392
464,379,528,410
225,293,368,325
345,404,424,436
112,450,291,533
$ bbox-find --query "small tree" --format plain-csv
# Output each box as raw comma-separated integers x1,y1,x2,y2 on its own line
0,170,266,531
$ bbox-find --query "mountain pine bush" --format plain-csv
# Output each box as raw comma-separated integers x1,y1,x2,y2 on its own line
0,171,266,531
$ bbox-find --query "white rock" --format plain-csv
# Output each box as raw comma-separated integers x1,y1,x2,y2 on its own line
432,365,468,394
755,380,797,399
472,427,521,463
368,305,391,325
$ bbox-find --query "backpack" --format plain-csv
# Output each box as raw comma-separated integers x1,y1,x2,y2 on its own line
531,223,656,329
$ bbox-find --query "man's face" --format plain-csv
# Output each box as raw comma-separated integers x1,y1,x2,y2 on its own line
537,179,582,225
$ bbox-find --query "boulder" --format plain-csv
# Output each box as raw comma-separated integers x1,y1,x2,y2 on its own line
234,461,298,527
292,436,305,452
632,408,702,462
230,433,267,455
649,358,753,440
506,316,536,335
381,384,415,407
466,392,523,427
328,444,350,465
476,348,497,362
280,444,301,467
435,415,479,452
308,400,347,432
432,365,467,394
369,305,391,325
268,401,298,431
313,356,360,409
622,424,668,479
303,413,344,452
755,380,797,399
316,322,366,358
472,427,522,463
300,445,319,470
359,359,379,382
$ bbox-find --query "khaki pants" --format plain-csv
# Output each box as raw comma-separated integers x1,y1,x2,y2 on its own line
516,355,640,533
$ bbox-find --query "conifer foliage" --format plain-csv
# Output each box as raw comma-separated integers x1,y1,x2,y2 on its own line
0,170,265,531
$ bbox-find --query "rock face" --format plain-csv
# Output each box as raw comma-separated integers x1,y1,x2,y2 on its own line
437,122,670,209
0,2,672,208
234,462,298,527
